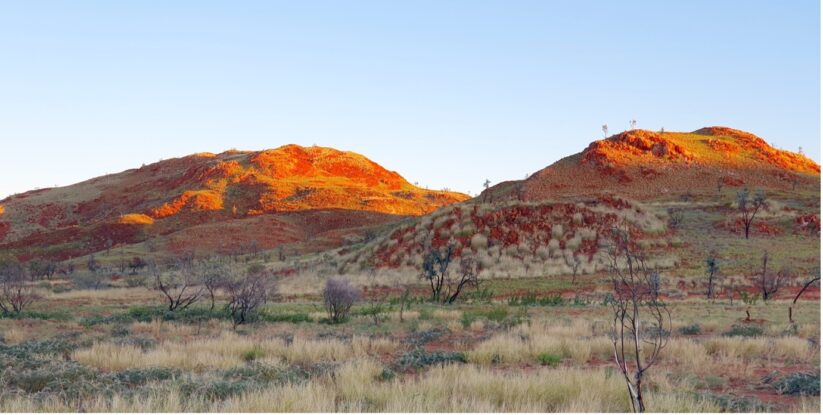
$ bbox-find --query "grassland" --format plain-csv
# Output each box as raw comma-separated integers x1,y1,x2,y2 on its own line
0,186,819,412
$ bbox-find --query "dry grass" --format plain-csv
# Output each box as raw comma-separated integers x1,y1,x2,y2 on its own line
0,363,724,412
72,332,398,371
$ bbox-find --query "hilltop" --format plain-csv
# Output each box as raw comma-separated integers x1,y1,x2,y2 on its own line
0,145,469,260
483,127,820,202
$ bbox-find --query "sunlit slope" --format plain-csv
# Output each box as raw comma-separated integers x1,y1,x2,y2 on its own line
0,145,468,260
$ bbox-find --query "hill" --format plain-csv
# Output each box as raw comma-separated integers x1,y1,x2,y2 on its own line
0,145,469,260
482,127,820,202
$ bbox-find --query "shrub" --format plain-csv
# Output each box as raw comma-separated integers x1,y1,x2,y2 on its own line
323,277,360,324
398,349,466,369
775,372,820,396
109,367,180,387
537,352,563,367
242,347,265,362
678,324,701,336
261,312,312,324
724,324,764,337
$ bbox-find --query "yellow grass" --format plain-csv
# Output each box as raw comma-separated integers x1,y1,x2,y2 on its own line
0,363,721,412
71,332,398,371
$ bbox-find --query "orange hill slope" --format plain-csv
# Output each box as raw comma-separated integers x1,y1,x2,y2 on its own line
0,145,469,260
484,127,820,202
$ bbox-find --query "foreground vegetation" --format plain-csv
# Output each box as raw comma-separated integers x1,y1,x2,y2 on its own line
0,277,818,412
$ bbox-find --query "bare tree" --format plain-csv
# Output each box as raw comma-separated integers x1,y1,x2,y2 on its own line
789,274,820,323
223,270,274,328
629,119,637,130
196,261,230,311
444,256,480,304
705,251,720,300
602,124,609,138
606,227,670,413
736,188,766,239
756,252,786,301
323,277,360,323
0,260,40,314
149,258,204,312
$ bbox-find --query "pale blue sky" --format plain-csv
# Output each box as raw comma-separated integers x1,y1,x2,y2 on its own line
0,0,819,198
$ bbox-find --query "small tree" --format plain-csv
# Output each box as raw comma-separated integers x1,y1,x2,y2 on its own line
323,277,360,323
666,207,684,230
421,244,454,302
705,251,720,300
602,124,609,138
606,227,670,413
28,259,57,281
128,256,147,275
149,259,204,312
629,119,637,130
223,271,273,329
736,188,766,239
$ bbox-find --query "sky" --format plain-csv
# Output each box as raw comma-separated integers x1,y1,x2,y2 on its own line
0,0,819,198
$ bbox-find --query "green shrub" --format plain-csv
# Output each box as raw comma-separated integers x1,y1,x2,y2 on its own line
242,347,264,362
678,324,701,336
179,379,255,401
260,312,312,324
723,324,764,337
775,372,820,396
109,367,180,387
398,349,466,369
537,352,562,367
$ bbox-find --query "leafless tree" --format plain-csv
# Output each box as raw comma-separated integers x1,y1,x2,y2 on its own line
0,261,39,314
323,277,360,323
756,251,786,301
789,274,820,323
223,270,274,329
444,256,480,304
602,124,609,138
629,119,637,130
606,227,670,413
149,259,204,311
705,251,720,300
736,188,766,239
197,261,230,311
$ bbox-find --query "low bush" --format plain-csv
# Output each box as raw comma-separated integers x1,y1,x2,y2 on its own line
723,324,764,337
775,372,820,396
678,324,701,336
537,352,562,367
260,312,312,324
398,349,466,369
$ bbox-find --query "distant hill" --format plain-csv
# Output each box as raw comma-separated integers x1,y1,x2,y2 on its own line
482,127,820,202
0,145,469,260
